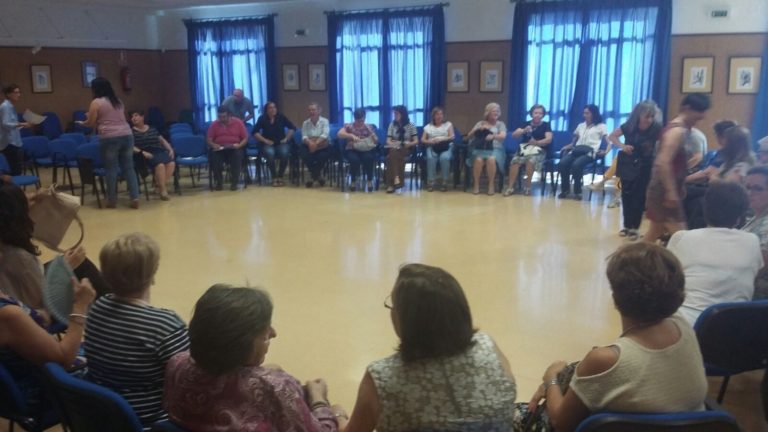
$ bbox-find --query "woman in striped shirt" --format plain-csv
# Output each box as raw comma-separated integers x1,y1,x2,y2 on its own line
84,233,189,429
130,110,175,201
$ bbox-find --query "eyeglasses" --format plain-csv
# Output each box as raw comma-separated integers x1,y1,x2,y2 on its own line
746,185,767,193
383,295,393,309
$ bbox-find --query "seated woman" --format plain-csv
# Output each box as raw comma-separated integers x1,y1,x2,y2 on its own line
529,243,708,431
0,181,108,312
668,182,762,325
253,101,296,186
504,104,552,196
84,232,189,428
422,106,455,192
743,166,768,300
466,103,507,195
130,110,176,200
344,264,518,432
337,108,379,192
0,275,94,415
558,104,608,200
384,105,418,193
684,125,754,229
164,284,347,431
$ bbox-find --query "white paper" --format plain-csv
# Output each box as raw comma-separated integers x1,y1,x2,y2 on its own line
759,135,768,146
23,109,47,125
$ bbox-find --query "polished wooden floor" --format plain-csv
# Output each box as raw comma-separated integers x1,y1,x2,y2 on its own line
30,171,765,432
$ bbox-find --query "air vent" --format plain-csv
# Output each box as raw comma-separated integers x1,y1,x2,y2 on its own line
710,9,728,18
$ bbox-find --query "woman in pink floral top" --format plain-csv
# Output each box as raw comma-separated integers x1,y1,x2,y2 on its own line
164,285,348,431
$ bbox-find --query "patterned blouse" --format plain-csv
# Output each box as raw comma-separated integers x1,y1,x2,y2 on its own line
367,332,517,432
164,351,338,432
343,122,376,150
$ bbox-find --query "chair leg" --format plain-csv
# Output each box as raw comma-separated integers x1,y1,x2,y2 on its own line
762,368,768,422
716,375,731,403
66,167,75,195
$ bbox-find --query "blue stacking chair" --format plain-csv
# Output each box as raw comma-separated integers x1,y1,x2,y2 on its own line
694,299,768,404
40,112,63,140
42,363,143,432
0,363,60,432
169,123,193,136
48,138,80,194
146,106,165,132
574,410,740,431
71,110,92,135
75,142,106,207
172,134,209,192
59,132,87,147
21,136,53,177
0,154,40,189
150,420,190,431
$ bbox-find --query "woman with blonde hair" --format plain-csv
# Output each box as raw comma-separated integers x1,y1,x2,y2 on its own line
466,103,507,195
422,106,455,192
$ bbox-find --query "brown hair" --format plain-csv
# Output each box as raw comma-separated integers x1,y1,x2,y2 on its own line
394,263,475,362
704,182,749,228
99,232,160,295
606,243,685,322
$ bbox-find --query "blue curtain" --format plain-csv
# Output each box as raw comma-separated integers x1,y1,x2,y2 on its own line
752,37,768,148
327,6,445,127
509,0,671,134
185,17,275,129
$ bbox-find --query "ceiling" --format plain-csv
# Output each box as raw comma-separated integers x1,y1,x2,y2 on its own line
29,0,297,11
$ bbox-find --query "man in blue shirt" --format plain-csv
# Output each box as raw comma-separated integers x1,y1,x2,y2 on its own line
0,84,31,175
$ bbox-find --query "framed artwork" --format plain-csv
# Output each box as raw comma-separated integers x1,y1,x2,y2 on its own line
81,61,98,88
308,63,326,91
681,57,713,93
282,64,300,91
479,61,503,93
446,62,469,92
728,57,762,94
30,65,52,93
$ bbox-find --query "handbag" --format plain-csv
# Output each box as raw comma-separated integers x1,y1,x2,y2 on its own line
518,143,543,157
432,139,451,154
28,185,84,253
469,129,494,151
352,136,376,152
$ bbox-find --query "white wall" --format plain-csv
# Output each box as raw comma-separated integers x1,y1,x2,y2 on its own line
0,0,766,50
0,0,157,49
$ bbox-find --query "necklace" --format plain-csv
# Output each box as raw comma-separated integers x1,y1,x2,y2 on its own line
620,319,663,338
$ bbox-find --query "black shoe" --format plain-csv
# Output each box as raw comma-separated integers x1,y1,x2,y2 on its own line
318,178,326,187
230,184,238,191
573,193,582,200
557,191,568,198
349,185,357,192
305,181,313,188
214,183,223,191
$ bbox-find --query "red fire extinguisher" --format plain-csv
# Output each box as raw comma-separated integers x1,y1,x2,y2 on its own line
120,67,132,92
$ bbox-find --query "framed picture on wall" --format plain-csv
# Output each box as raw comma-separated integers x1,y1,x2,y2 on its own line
30,65,53,93
681,57,713,93
447,62,469,92
480,61,503,93
308,64,326,91
82,61,98,88
728,57,762,94
282,64,300,91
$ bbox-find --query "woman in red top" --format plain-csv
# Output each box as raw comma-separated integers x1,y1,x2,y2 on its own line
644,94,710,243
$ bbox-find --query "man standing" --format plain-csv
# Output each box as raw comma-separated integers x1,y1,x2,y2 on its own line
0,84,30,175
221,89,255,123
206,107,248,191
300,103,331,188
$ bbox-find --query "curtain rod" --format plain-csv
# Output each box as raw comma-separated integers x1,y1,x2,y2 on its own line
324,3,448,16
184,14,276,24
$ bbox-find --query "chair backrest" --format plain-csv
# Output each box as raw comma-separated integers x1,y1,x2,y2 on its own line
169,123,193,134
22,136,51,159
504,133,521,154
0,154,10,174
71,110,93,135
41,112,63,139
171,131,195,142
75,142,104,167
694,300,768,374
59,132,87,146
172,135,207,158
49,138,79,162
177,109,194,126
0,362,30,418
146,106,165,131
574,410,740,432
703,150,721,168
42,363,143,432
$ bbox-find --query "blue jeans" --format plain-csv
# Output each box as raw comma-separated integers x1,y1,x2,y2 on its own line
100,134,139,203
558,151,593,194
260,142,290,178
426,145,453,184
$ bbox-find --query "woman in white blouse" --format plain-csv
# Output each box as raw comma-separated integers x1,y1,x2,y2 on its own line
421,107,455,192
558,105,608,199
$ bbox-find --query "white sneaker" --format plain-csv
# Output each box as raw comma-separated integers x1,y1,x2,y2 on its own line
607,195,621,208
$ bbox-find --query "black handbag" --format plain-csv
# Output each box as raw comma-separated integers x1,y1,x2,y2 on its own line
469,129,494,151
432,140,451,153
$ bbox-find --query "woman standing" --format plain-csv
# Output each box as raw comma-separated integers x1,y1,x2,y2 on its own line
130,110,175,201
422,107,455,192
384,106,418,193
466,103,507,195
644,94,710,243
253,101,296,187
337,108,379,192
0,84,31,175
608,100,663,240
558,105,608,199
77,78,139,209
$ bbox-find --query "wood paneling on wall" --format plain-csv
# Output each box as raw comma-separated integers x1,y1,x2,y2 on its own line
0,47,165,129
160,50,191,123
275,47,330,125
668,33,767,148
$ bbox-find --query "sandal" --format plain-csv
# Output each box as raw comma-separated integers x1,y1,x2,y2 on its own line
627,229,640,241
386,186,395,193
619,228,629,237
440,184,448,192
428,183,434,192
503,188,515,197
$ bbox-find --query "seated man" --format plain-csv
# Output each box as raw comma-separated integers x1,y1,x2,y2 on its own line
300,102,331,188
743,166,768,299
668,181,763,325
206,107,248,191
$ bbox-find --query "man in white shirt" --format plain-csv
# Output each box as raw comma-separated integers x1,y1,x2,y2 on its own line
299,103,331,188
668,181,763,325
